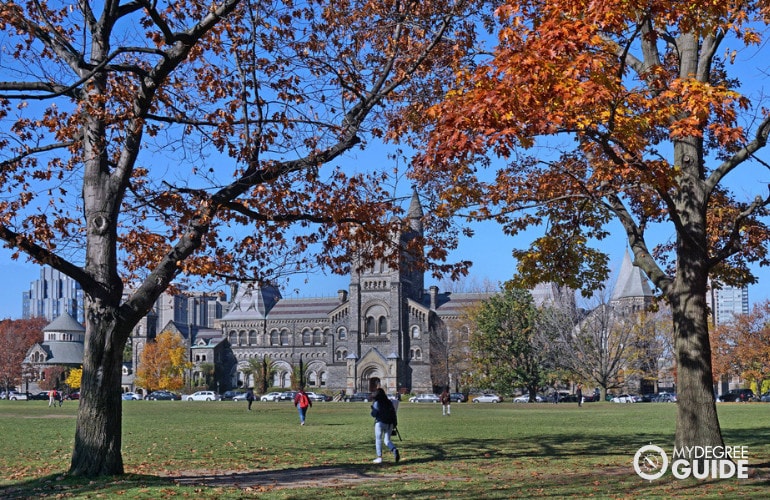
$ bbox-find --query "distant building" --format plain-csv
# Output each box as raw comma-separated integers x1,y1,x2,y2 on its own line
709,285,749,326
610,249,653,313
23,312,86,392
23,267,84,323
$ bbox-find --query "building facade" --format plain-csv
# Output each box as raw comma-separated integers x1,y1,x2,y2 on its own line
23,266,85,324
217,192,492,395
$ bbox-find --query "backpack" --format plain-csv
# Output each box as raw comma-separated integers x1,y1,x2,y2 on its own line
298,392,309,408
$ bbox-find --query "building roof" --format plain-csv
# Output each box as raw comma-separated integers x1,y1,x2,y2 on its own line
222,282,282,320
268,297,340,320
43,312,85,333
611,249,653,301
38,341,84,365
430,292,494,317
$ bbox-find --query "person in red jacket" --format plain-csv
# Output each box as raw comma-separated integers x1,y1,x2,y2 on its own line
293,387,312,426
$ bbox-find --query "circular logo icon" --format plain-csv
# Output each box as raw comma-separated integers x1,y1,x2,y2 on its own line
633,444,668,481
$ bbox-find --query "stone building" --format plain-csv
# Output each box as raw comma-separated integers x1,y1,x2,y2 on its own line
23,312,85,392
218,192,493,395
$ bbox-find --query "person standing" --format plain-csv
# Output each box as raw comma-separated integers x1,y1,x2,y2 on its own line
246,387,255,411
440,388,451,416
576,384,583,407
48,389,57,408
370,388,400,464
293,386,312,425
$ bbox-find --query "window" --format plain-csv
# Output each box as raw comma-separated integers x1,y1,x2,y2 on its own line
248,330,257,345
411,326,420,339
313,329,323,345
270,330,279,346
378,316,387,335
302,329,312,345
366,317,375,335
338,327,347,340
280,330,290,346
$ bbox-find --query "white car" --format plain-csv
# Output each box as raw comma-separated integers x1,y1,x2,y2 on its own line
472,393,502,403
260,392,281,402
513,394,542,403
121,392,141,400
186,391,220,401
232,392,250,401
7,391,28,401
611,394,636,403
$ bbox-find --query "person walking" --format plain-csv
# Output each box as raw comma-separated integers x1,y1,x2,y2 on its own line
293,386,312,425
440,388,451,416
48,389,57,408
246,387,255,411
370,388,400,464
576,384,583,407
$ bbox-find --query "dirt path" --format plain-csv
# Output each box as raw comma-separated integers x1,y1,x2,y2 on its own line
171,466,447,491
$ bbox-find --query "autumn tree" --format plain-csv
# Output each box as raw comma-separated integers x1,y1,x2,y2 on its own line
468,287,554,399
65,368,83,391
0,0,486,476
0,318,46,393
38,366,67,391
411,1,770,450
135,331,190,393
712,301,770,396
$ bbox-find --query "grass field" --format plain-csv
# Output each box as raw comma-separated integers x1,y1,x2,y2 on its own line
0,399,769,499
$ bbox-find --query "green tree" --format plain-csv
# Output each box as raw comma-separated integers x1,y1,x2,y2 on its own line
241,356,275,394
0,0,483,476
412,0,770,450
468,288,550,400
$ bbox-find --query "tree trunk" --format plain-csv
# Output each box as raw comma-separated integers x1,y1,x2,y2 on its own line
671,256,724,450
69,310,126,476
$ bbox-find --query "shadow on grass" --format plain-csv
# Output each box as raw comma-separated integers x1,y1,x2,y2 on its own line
0,473,172,500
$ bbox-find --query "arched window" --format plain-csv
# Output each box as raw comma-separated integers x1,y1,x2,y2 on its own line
366,317,375,335
308,371,318,386
302,329,312,345
320,371,327,386
411,326,420,339
378,316,387,335
270,330,280,346
280,330,290,346
414,348,422,360
338,327,347,340
228,331,237,345
248,330,257,345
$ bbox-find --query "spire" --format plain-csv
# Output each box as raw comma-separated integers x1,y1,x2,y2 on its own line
407,188,423,234
611,249,652,301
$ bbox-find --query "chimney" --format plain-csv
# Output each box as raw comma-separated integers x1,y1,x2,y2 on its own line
429,286,438,310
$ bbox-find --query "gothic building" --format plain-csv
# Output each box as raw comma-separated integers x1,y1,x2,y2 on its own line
218,191,492,395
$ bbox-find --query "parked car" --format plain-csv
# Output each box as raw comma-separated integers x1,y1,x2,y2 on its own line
232,392,250,401
409,393,440,403
760,392,770,402
146,390,179,401
653,392,677,403
611,394,637,403
513,394,542,403
67,391,80,400
450,393,467,403
6,391,28,401
260,392,281,402
122,392,142,400
344,392,372,402
222,390,246,401
278,391,298,401
185,391,220,401
29,391,50,401
472,393,502,403
305,392,330,402
719,389,755,402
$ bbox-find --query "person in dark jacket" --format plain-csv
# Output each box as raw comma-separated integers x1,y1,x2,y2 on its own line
370,388,400,464
246,388,255,411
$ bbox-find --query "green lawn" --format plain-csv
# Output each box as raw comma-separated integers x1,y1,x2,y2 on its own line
0,399,768,498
